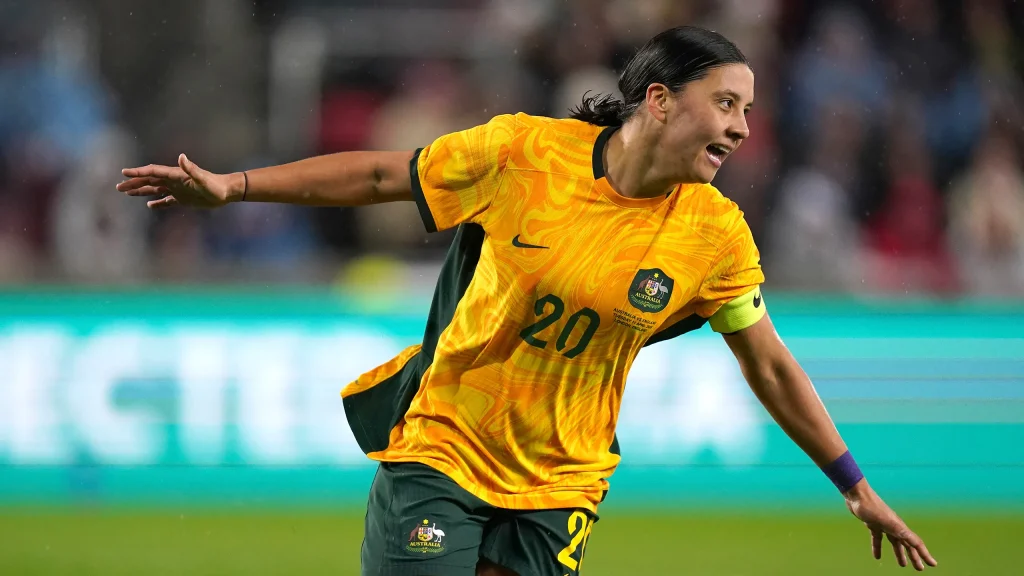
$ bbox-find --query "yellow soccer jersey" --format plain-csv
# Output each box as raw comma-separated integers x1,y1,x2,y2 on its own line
342,113,766,512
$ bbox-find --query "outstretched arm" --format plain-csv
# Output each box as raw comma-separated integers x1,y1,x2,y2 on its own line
117,151,415,209
722,315,938,571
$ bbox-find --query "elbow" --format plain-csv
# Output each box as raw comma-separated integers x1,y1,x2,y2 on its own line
368,164,385,204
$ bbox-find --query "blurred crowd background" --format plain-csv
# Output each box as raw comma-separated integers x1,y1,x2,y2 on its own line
1,0,1023,296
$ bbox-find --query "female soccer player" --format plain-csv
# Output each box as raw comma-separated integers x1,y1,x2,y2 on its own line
118,26,937,576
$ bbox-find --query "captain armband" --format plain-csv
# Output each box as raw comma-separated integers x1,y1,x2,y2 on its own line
708,287,766,334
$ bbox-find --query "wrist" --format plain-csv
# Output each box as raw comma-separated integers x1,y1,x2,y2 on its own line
226,171,247,203
842,477,872,501
821,450,865,494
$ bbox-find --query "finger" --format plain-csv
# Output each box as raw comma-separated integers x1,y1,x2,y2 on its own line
888,534,907,567
871,528,882,560
122,164,183,179
904,533,937,567
117,176,166,192
905,543,925,571
124,185,167,197
178,153,206,183
147,196,178,210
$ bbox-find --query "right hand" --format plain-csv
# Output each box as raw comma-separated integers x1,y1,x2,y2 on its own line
845,481,937,571
117,153,244,209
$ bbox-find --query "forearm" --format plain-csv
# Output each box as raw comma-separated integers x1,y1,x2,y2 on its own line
744,355,847,468
228,151,415,206
725,318,872,498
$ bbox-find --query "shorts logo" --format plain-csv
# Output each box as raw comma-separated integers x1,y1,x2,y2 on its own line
406,518,446,554
628,268,674,313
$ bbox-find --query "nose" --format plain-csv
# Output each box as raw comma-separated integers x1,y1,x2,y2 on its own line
728,113,750,143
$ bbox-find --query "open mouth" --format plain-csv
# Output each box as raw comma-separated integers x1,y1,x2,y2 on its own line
705,144,730,167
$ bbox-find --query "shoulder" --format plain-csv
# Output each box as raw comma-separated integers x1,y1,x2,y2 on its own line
500,113,605,176
471,113,603,149
674,183,753,249
509,113,603,137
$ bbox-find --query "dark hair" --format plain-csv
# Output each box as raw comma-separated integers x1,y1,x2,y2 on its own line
569,26,749,126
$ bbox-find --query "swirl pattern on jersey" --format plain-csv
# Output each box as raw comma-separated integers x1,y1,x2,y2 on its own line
342,113,764,512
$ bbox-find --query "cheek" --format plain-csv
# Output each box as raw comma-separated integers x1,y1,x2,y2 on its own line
675,115,717,151
666,110,717,160
697,115,724,142
667,127,703,157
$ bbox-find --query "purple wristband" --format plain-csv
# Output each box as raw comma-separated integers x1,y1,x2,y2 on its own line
822,450,864,493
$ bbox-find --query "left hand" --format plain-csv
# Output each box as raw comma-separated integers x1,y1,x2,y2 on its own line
844,481,938,570
117,154,242,209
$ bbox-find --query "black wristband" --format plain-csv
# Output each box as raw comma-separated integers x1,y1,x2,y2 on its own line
241,171,248,202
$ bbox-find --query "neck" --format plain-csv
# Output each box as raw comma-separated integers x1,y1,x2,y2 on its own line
602,119,679,199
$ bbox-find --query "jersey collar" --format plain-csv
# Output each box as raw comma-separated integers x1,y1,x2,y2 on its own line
591,125,620,180
591,124,677,209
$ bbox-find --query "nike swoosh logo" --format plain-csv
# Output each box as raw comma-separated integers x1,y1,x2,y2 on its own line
512,234,549,249
753,292,762,308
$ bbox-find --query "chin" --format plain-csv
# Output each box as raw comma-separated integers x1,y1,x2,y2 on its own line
693,167,717,184
682,160,718,184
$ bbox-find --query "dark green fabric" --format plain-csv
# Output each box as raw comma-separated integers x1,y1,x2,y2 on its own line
480,506,599,576
343,353,424,455
361,462,490,576
644,313,709,347
409,148,438,233
361,462,599,576
591,126,619,179
343,223,486,454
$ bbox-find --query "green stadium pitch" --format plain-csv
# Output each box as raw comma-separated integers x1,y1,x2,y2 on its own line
0,507,1019,575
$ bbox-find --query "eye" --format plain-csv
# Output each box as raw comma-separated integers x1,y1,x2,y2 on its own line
719,99,733,111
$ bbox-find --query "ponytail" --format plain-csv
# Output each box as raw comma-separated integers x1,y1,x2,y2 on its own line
569,92,627,127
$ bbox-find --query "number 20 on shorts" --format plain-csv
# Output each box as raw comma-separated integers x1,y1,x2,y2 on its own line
519,294,600,358
557,511,595,573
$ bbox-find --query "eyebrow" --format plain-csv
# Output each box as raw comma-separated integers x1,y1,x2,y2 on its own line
714,90,754,109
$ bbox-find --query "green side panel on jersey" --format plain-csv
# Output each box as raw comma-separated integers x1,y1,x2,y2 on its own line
643,314,709,347
343,223,486,454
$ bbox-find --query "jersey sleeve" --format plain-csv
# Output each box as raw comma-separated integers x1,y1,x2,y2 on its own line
410,114,518,232
696,213,766,333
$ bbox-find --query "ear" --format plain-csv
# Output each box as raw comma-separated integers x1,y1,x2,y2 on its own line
645,83,671,122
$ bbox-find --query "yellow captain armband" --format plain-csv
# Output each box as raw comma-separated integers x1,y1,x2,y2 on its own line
708,287,766,333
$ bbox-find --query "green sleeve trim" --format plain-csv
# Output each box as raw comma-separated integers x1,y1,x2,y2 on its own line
709,287,766,333
409,148,438,233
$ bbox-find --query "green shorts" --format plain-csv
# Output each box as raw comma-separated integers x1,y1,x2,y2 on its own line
360,462,599,576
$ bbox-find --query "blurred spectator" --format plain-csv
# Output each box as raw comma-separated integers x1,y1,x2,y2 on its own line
552,67,621,120
766,102,862,291
782,5,889,152
152,211,207,283
0,195,36,283
0,0,1021,297
965,0,1024,158
948,128,1024,296
359,61,479,252
605,0,705,46
862,100,957,294
884,0,987,184
205,197,318,272
51,128,150,283
0,0,111,282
